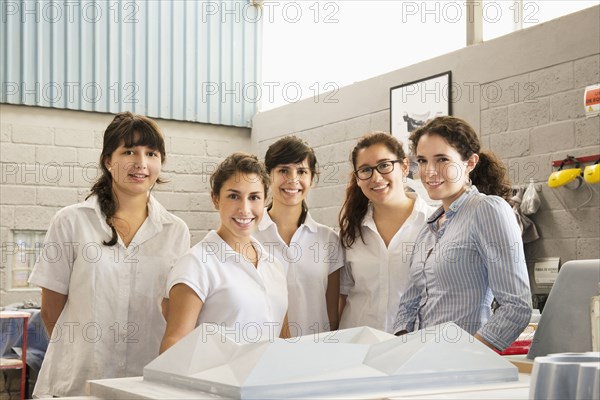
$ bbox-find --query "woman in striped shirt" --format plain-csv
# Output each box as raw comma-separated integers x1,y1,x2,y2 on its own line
393,116,532,351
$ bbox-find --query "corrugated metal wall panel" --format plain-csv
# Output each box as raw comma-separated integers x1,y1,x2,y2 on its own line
0,0,262,127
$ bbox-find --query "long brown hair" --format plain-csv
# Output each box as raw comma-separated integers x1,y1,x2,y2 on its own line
338,132,406,248
264,135,317,226
409,116,511,200
87,112,166,246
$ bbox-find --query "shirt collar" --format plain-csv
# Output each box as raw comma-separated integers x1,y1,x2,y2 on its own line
362,192,430,230
254,239,271,263
147,195,173,226
84,193,170,222
362,203,377,232
82,195,110,233
257,207,318,233
426,186,480,224
257,208,276,232
405,191,430,221
302,211,318,233
205,230,270,263
83,194,171,245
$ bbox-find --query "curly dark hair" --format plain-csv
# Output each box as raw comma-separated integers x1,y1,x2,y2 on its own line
87,111,167,246
409,116,511,200
338,132,406,249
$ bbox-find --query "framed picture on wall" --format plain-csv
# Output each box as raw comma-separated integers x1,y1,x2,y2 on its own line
390,71,452,154
390,71,451,207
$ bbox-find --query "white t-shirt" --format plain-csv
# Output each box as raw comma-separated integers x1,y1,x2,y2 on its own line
28,195,190,397
253,210,344,336
339,193,434,333
167,230,288,341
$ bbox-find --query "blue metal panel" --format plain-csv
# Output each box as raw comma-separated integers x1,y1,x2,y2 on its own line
0,0,262,127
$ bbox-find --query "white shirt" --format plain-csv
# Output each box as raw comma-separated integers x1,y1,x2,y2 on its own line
28,195,190,397
167,230,288,341
253,210,343,336
339,193,434,333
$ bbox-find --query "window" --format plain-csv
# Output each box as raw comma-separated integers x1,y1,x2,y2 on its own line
484,1,597,41
10,230,46,289
483,1,523,41
525,1,598,25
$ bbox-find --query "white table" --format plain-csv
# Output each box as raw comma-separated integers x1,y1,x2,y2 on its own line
87,374,531,399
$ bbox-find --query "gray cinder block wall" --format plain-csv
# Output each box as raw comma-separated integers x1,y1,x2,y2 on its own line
252,7,600,262
0,104,250,305
481,57,600,262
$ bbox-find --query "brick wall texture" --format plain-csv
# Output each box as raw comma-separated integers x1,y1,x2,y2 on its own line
0,106,250,305
480,54,600,262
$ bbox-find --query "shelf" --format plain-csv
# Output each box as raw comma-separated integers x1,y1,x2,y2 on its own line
0,311,30,400
551,154,600,167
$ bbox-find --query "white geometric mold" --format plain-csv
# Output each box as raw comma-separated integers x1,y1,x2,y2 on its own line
144,322,518,399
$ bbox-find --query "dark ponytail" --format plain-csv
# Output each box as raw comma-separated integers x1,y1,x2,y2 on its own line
87,112,167,246
89,174,120,246
339,132,406,248
471,150,512,201
409,116,512,201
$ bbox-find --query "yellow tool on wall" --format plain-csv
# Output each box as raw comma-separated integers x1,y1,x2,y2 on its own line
548,156,583,188
583,160,600,184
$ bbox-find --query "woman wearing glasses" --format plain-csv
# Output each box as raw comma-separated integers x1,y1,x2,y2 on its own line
338,132,435,333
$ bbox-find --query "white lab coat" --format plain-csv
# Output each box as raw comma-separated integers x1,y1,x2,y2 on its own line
29,195,190,397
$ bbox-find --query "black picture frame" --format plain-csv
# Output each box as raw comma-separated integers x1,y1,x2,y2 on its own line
390,71,452,154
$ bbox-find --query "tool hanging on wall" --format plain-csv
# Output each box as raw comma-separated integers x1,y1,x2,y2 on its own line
584,158,600,184
548,155,598,210
548,156,583,189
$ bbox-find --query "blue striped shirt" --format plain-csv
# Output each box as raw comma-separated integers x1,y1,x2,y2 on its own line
393,187,532,350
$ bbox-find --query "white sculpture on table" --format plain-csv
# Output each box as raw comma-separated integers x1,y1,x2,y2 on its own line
143,322,517,399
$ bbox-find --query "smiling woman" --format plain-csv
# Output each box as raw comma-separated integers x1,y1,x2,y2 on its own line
338,132,435,334
90,112,169,246
393,116,532,352
160,153,289,353
254,136,344,337
27,112,190,397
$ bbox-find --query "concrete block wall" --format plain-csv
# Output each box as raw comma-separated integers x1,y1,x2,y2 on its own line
252,7,600,265
481,55,600,261
0,104,250,305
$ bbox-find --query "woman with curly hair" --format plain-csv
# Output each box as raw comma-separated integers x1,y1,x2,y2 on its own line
393,116,531,351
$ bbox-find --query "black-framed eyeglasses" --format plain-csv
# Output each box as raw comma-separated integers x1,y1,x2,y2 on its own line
354,160,401,180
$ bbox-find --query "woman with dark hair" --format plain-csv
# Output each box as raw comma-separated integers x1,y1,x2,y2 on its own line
160,152,289,352
254,136,343,336
338,132,434,333
393,116,531,351
29,112,190,397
